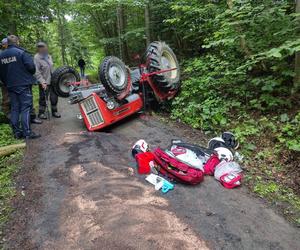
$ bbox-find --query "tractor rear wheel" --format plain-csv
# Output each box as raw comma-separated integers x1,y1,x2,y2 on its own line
99,56,129,96
146,41,180,92
52,66,80,98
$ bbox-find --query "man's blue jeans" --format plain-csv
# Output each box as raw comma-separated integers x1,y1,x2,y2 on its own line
8,86,32,137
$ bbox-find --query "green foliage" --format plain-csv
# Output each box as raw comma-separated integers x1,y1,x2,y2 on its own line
171,56,231,130
0,124,21,147
0,0,51,51
277,112,300,151
72,0,148,64
253,180,300,224
164,0,226,56
169,1,300,152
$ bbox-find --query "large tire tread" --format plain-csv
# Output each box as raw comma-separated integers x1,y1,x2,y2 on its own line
99,56,129,96
51,66,80,98
146,41,181,92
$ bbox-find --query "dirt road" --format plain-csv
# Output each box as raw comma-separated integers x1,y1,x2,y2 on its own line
4,100,300,250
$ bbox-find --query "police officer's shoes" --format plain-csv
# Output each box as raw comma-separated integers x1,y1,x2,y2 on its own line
52,112,61,118
14,133,24,140
25,132,41,140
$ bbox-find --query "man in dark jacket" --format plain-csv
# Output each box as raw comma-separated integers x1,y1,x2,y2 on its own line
0,38,10,122
0,35,41,139
0,37,42,124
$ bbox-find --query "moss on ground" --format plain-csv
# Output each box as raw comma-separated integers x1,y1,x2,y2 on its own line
252,179,300,223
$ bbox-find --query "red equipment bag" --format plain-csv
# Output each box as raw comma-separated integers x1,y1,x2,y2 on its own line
135,152,155,175
153,148,204,185
219,173,243,189
203,153,220,175
214,161,243,189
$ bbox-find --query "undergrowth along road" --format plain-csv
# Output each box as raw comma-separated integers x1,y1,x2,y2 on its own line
156,113,300,226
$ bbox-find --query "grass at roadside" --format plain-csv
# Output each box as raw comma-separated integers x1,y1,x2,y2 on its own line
229,117,300,225
0,85,39,245
243,145,300,225
0,122,23,243
0,151,23,227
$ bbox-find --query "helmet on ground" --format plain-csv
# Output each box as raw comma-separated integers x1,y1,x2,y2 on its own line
214,147,233,162
222,131,239,149
208,137,226,150
132,139,149,157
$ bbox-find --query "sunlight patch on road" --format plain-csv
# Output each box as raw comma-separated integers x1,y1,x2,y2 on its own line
74,195,97,212
62,132,87,144
58,160,209,249
71,164,87,183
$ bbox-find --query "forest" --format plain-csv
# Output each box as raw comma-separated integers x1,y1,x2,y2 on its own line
0,0,300,225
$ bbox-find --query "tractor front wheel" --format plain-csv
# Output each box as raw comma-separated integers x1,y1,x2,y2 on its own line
52,66,80,98
99,56,129,97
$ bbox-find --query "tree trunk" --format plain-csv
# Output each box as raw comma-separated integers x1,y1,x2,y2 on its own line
56,0,67,65
118,5,129,63
90,11,115,55
293,0,300,93
0,143,26,157
227,0,251,57
227,0,267,70
58,16,67,65
8,22,17,35
6,0,17,34
145,2,151,46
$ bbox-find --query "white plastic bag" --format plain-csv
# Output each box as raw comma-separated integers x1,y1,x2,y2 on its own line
214,161,242,181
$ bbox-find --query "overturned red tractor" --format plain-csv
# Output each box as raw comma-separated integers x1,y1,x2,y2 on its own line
51,41,181,131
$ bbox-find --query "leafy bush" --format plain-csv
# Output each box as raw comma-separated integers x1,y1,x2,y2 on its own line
170,0,300,134
0,124,20,147
171,56,234,130
277,112,300,152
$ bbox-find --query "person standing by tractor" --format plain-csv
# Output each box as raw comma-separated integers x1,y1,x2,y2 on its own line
34,42,61,119
0,35,41,139
0,37,42,125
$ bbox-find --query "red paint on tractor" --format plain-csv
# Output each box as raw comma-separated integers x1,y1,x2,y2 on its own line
79,93,143,131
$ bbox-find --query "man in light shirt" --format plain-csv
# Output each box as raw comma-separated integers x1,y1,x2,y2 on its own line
34,42,61,119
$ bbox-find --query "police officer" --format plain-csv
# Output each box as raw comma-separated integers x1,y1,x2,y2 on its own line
0,37,42,125
34,42,61,119
0,38,10,122
0,35,41,139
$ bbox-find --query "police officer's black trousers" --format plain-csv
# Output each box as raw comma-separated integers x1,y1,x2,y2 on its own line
38,85,58,115
8,86,32,137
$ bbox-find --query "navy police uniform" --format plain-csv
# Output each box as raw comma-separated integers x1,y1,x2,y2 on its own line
0,45,36,137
